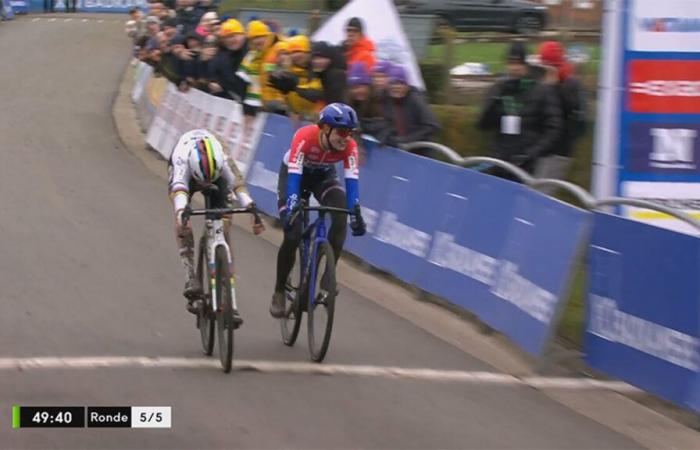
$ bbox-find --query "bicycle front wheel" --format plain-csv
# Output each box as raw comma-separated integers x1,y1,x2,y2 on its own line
307,241,336,363
281,245,304,346
215,246,234,373
197,236,215,356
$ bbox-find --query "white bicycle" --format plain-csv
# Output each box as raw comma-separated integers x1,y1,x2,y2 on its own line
182,185,261,373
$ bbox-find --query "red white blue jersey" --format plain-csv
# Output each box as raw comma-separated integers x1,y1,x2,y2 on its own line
284,125,359,180
283,125,360,210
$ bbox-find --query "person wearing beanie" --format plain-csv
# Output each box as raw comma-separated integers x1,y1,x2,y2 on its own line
344,16,376,70
477,40,562,177
207,19,248,101
377,65,440,147
533,40,587,182
347,62,387,138
270,41,348,107
371,59,392,95
237,20,278,117
262,40,292,115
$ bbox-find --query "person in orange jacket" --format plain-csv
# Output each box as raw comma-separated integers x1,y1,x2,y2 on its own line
344,17,376,71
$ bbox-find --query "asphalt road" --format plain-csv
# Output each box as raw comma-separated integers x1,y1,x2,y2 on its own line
0,14,644,449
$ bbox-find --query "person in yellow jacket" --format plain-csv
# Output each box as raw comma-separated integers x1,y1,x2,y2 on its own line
236,20,277,117
284,35,323,121
262,40,292,114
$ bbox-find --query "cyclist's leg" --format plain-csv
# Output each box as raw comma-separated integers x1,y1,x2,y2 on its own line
274,163,304,293
313,169,347,264
169,162,200,300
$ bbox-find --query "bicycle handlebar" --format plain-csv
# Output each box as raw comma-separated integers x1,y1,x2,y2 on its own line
183,206,263,226
288,201,361,227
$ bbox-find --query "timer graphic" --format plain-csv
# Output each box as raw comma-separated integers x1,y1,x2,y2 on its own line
13,406,85,428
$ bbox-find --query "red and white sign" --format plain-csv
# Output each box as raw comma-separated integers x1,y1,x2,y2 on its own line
628,60,700,113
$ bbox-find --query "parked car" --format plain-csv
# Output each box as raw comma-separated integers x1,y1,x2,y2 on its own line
396,0,549,34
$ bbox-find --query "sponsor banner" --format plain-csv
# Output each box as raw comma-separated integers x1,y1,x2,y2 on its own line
585,211,700,411
627,60,700,114
629,0,700,53
145,83,177,159
312,0,425,89
131,62,153,104
626,122,700,174
621,181,700,234
80,0,148,13
143,82,266,172
594,0,700,233
245,114,298,216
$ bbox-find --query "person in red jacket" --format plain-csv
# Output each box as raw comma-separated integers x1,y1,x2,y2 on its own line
344,17,376,70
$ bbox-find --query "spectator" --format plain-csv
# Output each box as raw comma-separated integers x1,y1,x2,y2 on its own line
145,16,161,39
347,62,386,138
207,19,247,100
65,0,76,13
177,32,206,90
269,35,323,121
161,17,180,41
378,65,440,147
344,17,375,70
237,20,276,117
176,0,202,35
288,40,347,105
135,35,151,61
196,0,216,14
262,40,292,114
128,7,147,41
371,59,392,97
43,0,54,13
477,41,562,175
150,2,173,22
158,34,185,86
195,11,218,37
534,40,587,181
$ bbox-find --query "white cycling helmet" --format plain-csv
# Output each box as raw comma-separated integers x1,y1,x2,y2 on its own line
187,132,225,183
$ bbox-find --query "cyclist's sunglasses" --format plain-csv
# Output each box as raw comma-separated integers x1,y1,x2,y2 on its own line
333,128,353,138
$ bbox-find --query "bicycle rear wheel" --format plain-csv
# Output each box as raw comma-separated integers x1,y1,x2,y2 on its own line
197,236,215,356
307,241,336,363
215,246,234,373
281,245,304,346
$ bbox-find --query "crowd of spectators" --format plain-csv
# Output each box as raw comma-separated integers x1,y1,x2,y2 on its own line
127,2,585,178
477,40,586,179
127,2,441,148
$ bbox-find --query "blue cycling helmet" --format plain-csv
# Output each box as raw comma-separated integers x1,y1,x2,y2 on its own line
318,103,359,130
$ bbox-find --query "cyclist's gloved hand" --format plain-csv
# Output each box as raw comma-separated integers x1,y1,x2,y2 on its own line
350,204,366,237
284,195,299,231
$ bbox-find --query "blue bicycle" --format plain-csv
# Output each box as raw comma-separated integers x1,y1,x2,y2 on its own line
280,198,361,362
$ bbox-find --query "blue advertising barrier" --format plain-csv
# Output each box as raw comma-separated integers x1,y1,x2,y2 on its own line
346,148,591,355
2,0,16,18
9,0,26,14
246,113,590,356
27,0,146,13
585,212,700,411
245,114,298,217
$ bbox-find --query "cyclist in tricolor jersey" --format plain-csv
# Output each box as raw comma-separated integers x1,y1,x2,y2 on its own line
269,103,366,318
169,129,264,315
